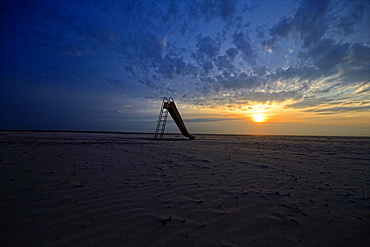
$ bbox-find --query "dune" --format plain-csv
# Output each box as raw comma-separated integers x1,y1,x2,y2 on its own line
0,131,369,246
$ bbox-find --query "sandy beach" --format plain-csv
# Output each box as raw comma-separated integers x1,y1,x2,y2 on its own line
0,131,369,246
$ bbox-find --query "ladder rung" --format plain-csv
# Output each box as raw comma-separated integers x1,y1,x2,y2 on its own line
155,105,169,140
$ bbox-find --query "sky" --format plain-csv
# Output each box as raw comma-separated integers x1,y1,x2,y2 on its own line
0,0,369,136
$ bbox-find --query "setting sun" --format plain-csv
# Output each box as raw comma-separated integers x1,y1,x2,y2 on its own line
252,114,266,123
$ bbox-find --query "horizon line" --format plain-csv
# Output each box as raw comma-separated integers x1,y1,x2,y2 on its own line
1,129,369,138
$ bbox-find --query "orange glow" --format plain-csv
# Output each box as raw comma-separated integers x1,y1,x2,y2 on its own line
252,114,266,122
180,99,370,136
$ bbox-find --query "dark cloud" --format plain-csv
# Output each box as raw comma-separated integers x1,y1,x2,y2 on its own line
270,18,293,38
196,35,221,58
293,0,331,48
296,41,370,87
219,0,238,21
339,65,370,87
260,0,331,54
299,39,350,72
255,26,266,39
261,38,280,53
198,0,239,22
182,63,199,78
158,60,176,79
156,55,186,79
233,32,256,64
237,90,303,103
214,55,235,71
202,61,214,74
217,72,263,90
335,2,365,35
347,44,370,66
124,67,137,78
225,47,239,60
267,66,312,82
233,32,251,52
262,17,294,53
253,66,269,77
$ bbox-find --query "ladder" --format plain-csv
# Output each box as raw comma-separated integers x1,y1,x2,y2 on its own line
154,98,169,140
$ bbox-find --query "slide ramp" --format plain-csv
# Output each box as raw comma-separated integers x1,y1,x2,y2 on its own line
154,97,195,140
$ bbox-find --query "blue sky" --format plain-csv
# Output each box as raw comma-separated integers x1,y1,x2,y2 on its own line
1,0,369,136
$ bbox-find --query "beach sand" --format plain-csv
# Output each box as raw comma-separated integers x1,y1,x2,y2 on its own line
1,131,369,246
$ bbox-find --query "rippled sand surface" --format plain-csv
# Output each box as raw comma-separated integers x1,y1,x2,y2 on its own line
1,131,369,246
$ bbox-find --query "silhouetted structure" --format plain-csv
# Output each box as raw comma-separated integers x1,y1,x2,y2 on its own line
154,97,195,140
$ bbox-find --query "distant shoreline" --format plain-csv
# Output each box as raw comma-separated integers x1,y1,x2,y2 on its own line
0,129,369,138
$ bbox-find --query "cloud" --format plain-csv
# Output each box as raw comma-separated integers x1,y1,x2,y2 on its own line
123,1,367,97
299,39,350,72
261,38,280,54
285,76,370,111
124,67,137,77
62,45,95,56
233,32,256,65
97,107,123,114
186,117,241,123
214,55,235,71
238,90,303,103
157,57,176,79
219,0,238,21
347,44,370,66
334,2,366,35
2,0,369,116
270,18,293,38
202,61,214,74
267,66,313,83
296,41,370,87
87,0,368,104
216,72,264,90
226,47,239,60
287,96,334,109
260,0,331,54
304,105,370,113
196,35,221,58
197,0,239,22
253,66,269,77
293,0,331,48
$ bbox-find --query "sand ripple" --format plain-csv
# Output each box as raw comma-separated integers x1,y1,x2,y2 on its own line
1,132,369,246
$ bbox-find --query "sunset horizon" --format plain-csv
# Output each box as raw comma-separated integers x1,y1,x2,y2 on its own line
1,2,369,244
1,0,369,136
